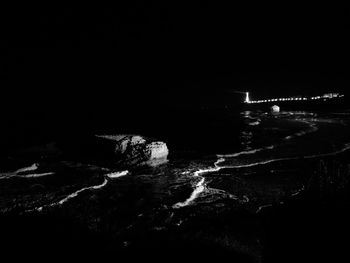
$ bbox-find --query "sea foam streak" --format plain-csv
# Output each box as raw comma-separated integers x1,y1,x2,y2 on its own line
106,170,129,178
217,145,274,158
14,163,39,174
36,178,109,211
256,204,273,213
34,170,129,212
173,177,206,208
222,143,350,169
291,185,305,197
56,178,108,205
0,163,55,179
0,163,38,177
21,172,55,178
172,158,224,208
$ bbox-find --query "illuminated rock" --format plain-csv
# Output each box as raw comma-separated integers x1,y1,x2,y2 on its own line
95,135,168,165
271,105,280,113
145,141,169,159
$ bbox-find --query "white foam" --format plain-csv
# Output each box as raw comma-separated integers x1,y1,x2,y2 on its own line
20,172,55,178
217,145,274,158
256,204,273,213
217,149,262,158
174,138,350,209
106,170,129,178
1,163,41,179
214,157,226,166
226,156,297,168
1,166,55,180
14,163,39,174
225,143,350,169
173,177,206,208
0,171,54,180
248,121,260,126
172,162,222,209
58,178,108,205
35,178,109,211
291,185,305,196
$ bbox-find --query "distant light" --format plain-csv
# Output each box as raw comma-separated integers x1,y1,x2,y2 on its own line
244,93,343,106
245,92,250,103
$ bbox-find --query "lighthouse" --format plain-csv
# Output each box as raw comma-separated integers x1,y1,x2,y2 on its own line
245,92,250,103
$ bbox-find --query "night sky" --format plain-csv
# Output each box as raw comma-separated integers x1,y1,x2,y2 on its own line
1,2,349,135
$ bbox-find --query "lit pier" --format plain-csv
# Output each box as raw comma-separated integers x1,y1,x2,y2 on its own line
244,92,344,104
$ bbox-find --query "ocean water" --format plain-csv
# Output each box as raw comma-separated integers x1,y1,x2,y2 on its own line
1,108,350,260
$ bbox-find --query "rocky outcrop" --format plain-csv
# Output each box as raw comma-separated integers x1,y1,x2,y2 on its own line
95,135,169,165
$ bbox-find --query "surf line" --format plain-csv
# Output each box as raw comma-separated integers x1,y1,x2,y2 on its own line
0,163,39,178
224,142,350,169
217,145,275,158
14,163,39,173
173,158,225,208
21,172,55,178
218,119,319,159
32,170,129,212
0,163,56,180
173,141,350,209
0,171,55,180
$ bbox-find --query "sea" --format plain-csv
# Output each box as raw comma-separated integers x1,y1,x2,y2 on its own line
1,106,350,261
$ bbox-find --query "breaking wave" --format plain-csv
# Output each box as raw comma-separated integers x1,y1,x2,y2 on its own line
172,158,224,208
55,178,109,206
14,163,39,174
0,163,55,179
106,170,129,178
20,172,55,178
32,170,129,212
36,178,109,212
217,145,274,158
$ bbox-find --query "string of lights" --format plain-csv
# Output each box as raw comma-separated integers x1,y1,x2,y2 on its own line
244,92,344,104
